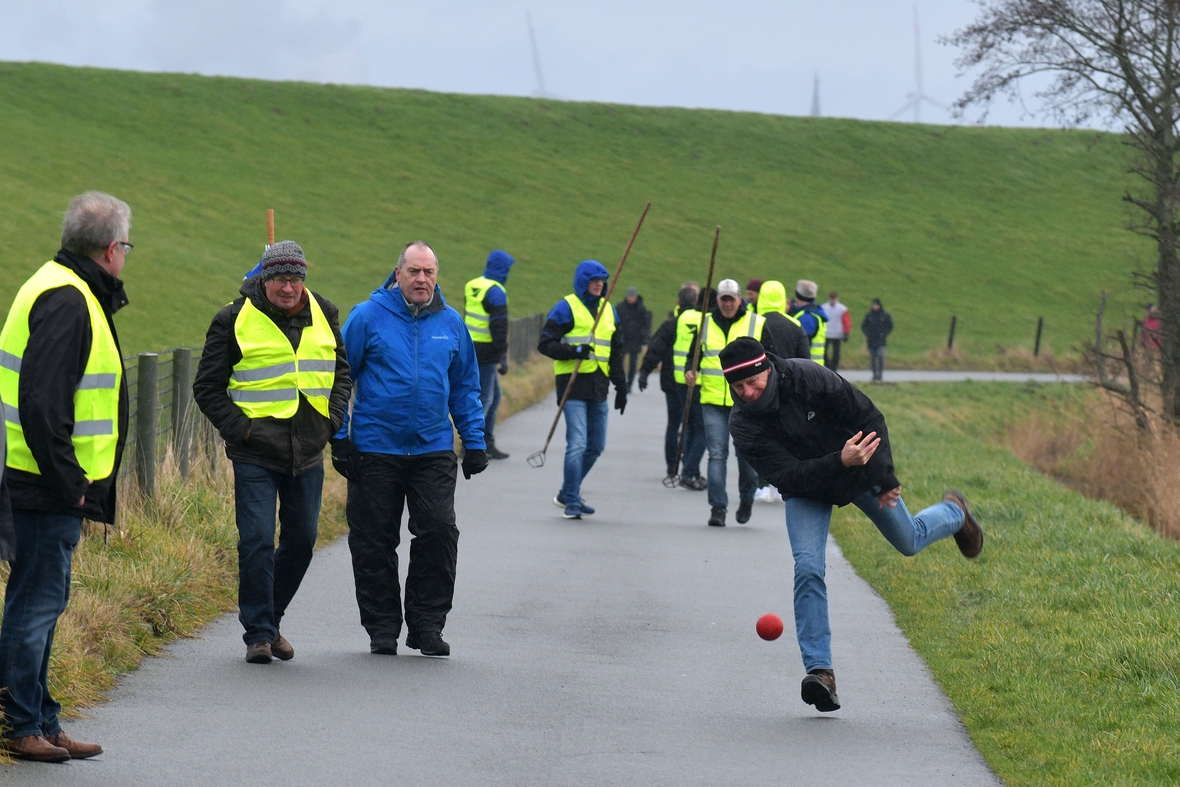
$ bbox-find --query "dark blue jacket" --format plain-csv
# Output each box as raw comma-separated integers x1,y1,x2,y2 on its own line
475,249,513,365
336,282,485,455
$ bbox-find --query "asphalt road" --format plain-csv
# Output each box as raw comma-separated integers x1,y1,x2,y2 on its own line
2,387,1001,786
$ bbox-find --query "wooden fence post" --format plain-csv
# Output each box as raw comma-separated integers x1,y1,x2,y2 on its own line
172,348,193,480
135,353,158,499
1034,317,1044,357
947,315,957,350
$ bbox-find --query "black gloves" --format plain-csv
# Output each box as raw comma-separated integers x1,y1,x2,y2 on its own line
614,389,627,414
569,343,593,360
462,449,489,479
638,372,648,392
330,437,359,481
498,358,509,375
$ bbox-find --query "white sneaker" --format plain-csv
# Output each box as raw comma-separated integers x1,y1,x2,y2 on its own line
754,486,776,503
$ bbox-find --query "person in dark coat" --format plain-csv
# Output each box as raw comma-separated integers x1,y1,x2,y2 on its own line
639,286,704,481
723,337,983,714
0,192,131,762
861,298,894,382
194,241,352,664
616,286,652,393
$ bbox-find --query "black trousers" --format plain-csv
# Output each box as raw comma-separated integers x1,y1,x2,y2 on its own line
346,451,459,640
824,339,843,372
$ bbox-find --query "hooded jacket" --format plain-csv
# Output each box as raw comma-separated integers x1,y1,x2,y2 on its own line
335,280,485,455
193,275,352,476
473,250,513,366
729,355,899,506
756,281,810,361
537,260,627,402
862,302,894,350
616,294,652,353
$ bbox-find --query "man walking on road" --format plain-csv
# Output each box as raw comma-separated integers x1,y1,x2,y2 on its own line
194,240,351,665
332,241,487,658
788,280,829,366
0,192,132,761
821,291,851,372
723,337,983,713
684,279,765,526
464,250,514,460
617,286,651,393
862,298,894,382
538,260,628,519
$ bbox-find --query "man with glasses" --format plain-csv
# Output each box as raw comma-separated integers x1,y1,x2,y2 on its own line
194,240,351,664
0,192,131,761
330,241,487,657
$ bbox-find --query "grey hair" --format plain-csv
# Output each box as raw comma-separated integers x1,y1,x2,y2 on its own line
397,240,437,269
61,192,132,257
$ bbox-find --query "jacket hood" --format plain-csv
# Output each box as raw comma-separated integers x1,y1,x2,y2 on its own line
757,281,788,316
483,250,514,284
574,260,610,299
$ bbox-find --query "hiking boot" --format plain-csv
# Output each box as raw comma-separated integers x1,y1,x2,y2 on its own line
0,735,71,763
45,732,102,760
246,641,273,664
680,475,707,491
405,630,450,657
736,500,753,524
708,506,726,527
562,503,583,520
370,638,398,656
487,442,510,460
271,631,294,661
801,669,840,712
944,489,984,559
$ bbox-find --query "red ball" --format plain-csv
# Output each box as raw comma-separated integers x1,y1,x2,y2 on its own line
756,613,784,641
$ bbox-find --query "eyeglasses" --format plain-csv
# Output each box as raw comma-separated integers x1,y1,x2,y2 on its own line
114,241,133,253
269,276,304,287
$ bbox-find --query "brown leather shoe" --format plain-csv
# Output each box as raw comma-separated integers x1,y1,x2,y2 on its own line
944,489,984,558
0,735,71,762
45,732,102,760
801,669,840,712
246,641,273,664
272,632,294,661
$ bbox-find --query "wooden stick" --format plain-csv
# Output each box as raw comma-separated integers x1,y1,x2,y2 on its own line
266,209,275,248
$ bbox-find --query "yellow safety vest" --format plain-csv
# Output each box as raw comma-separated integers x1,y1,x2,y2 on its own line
228,296,337,419
673,307,702,384
698,310,765,407
464,276,505,344
797,306,828,365
0,261,122,480
554,294,615,377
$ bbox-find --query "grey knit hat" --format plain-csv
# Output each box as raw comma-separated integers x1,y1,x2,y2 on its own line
259,240,307,281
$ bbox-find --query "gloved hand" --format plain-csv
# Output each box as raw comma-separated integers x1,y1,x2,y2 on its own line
614,389,627,414
461,449,489,479
330,438,359,481
638,372,648,392
570,343,593,361
498,358,509,375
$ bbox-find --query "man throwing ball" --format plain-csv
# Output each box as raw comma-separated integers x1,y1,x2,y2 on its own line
721,337,983,712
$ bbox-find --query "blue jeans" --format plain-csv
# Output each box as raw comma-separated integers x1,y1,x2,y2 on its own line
784,492,964,671
0,510,81,739
562,398,608,504
663,385,704,477
233,462,323,645
478,362,501,443
701,403,757,510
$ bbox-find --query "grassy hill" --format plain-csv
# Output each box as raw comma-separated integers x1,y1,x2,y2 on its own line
0,61,1150,361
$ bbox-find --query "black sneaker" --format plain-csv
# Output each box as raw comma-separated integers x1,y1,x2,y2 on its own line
370,638,398,655
708,506,726,527
487,442,510,460
406,630,450,657
736,500,752,524
944,489,983,558
801,669,840,712
680,475,707,491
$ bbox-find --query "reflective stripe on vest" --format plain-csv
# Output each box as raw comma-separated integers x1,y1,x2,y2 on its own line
228,295,338,419
554,294,615,377
0,261,122,480
464,276,505,343
672,308,701,384
698,310,764,407
800,306,828,366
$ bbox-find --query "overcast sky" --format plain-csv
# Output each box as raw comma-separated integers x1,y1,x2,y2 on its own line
1,1,1064,127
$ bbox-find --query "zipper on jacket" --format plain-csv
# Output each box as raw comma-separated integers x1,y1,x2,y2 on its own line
410,313,419,455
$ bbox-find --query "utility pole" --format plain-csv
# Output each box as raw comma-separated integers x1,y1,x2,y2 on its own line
810,72,821,117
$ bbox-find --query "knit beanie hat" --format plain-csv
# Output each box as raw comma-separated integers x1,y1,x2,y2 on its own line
746,278,763,293
719,337,771,383
259,240,307,282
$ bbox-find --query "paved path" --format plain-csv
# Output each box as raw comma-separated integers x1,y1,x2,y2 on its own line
839,369,1085,383
1,389,1001,786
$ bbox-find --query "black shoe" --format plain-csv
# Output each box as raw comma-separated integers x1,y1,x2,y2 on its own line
708,506,726,527
370,638,398,655
487,442,510,460
406,630,450,656
944,489,984,558
736,500,752,524
801,669,840,712
680,475,707,491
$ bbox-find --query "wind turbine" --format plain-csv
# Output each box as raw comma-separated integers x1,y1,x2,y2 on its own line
526,11,554,99
890,6,944,122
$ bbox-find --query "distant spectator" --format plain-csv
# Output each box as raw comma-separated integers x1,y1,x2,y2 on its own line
1142,303,1162,351
681,281,700,296
617,286,652,393
745,279,763,309
861,298,893,382
788,279,829,366
821,291,851,371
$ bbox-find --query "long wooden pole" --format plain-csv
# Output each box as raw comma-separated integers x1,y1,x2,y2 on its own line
266,209,275,248
528,202,652,468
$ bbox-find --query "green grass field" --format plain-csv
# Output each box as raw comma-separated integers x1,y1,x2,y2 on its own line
0,61,1151,362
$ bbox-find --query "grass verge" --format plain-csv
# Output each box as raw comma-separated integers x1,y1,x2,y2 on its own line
831,381,1180,786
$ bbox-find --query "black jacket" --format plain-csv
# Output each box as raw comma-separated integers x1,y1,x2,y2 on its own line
862,308,894,350
6,250,131,524
193,276,352,475
761,312,810,360
639,310,680,393
616,296,652,352
729,355,900,506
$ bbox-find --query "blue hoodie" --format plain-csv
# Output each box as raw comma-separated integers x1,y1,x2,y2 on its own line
482,250,514,311
336,282,485,455
543,260,613,326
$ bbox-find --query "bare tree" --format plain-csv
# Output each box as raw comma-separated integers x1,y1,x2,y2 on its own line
948,1,1180,419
